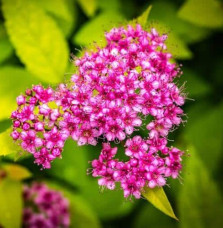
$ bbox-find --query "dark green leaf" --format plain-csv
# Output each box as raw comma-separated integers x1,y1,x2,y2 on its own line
185,103,223,172
178,146,223,228
149,1,210,44
133,203,177,228
0,24,13,64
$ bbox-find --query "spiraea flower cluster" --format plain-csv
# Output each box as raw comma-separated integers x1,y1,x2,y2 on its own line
11,85,70,168
11,24,185,198
23,182,70,228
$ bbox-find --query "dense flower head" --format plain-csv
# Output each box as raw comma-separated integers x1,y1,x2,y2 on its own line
78,24,185,198
23,182,70,228
11,24,185,198
11,85,69,169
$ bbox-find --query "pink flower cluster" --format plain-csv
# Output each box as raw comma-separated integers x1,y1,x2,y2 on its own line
23,182,70,228
11,85,70,168
11,24,185,198
92,140,183,198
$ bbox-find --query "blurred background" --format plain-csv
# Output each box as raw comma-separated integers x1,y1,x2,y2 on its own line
0,0,223,227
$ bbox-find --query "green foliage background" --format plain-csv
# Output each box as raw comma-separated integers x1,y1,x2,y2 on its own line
0,0,223,227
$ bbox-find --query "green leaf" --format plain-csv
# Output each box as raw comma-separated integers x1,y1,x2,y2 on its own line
178,0,223,28
46,181,101,228
147,21,193,59
185,103,223,172
48,140,134,219
98,0,120,11
73,11,124,46
0,128,23,156
142,187,178,220
0,119,11,133
149,1,210,44
81,180,134,220
3,164,32,180
0,66,39,120
77,0,97,17
36,0,77,37
135,5,152,26
69,194,101,228
133,203,177,228
179,68,211,97
2,0,69,84
0,24,13,64
0,179,23,228
178,146,223,228
47,139,89,188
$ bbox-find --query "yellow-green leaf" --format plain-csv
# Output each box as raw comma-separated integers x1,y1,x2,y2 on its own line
73,11,124,46
147,21,193,59
3,164,32,181
0,179,23,228
0,128,21,156
0,66,39,120
143,186,178,220
36,0,77,37
178,0,223,28
77,0,97,17
2,0,69,83
136,5,152,26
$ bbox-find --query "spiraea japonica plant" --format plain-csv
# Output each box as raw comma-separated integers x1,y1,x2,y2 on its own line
9,6,186,220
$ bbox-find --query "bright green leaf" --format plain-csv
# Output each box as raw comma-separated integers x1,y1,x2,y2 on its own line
0,128,23,156
178,146,223,228
47,139,89,188
136,5,152,26
142,186,178,220
178,0,223,28
77,0,97,17
73,11,124,46
36,0,77,37
3,164,32,180
0,66,39,120
0,179,23,228
147,21,193,59
2,0,69,83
